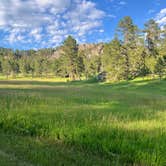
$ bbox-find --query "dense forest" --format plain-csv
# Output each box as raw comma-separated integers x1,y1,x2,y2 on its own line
0,16,166,81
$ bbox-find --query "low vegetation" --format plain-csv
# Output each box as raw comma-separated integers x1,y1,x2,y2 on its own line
0,77,165,165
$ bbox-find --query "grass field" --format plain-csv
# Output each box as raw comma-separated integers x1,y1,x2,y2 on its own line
0,77,165,166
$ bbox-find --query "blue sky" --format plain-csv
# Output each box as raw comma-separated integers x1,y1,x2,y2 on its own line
0,0,166,50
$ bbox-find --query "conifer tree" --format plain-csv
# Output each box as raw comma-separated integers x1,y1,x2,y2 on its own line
62,36,79,80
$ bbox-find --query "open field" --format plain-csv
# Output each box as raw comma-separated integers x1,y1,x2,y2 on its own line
0,78,165,166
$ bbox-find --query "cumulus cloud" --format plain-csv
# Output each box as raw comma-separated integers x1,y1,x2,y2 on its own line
155,8,166,26
0,0,105,48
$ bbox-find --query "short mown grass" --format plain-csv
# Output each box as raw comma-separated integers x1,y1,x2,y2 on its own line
0,78,165,165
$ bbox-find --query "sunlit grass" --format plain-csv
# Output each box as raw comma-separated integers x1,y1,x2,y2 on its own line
0,78,165,165
0,74,68,82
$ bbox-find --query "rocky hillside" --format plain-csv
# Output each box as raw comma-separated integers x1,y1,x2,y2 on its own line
0,43,105,59
52,43,104,58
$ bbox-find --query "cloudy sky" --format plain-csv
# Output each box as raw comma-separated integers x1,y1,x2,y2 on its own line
0,0,166,49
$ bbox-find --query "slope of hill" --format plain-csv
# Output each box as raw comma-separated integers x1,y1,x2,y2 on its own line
52,43,105,58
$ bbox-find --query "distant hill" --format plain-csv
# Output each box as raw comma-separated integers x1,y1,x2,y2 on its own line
0,43,105,59
52,43,104,58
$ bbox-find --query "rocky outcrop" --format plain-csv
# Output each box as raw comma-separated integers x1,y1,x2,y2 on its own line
52,43,104,58
79,43,104,58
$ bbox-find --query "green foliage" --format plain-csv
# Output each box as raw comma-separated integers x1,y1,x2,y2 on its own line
0,18,165,81
144,19,160,56
19,56,31,76
118,16,138,45
102,37,126,81
1,51,19,78
83,55,101,78
85,76,99,83
52,58,64,77
155,56,166,79
62,36,80,80
117,16,139,80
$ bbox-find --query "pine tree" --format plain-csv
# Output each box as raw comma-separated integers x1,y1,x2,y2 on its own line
19,56,29,76
155,56,166,79
144,19,160,57
62,36,79,80
102,37,126,81
118,16,138,80
1,51,13,78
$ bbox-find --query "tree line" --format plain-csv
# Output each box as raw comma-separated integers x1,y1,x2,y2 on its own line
0,16,166,81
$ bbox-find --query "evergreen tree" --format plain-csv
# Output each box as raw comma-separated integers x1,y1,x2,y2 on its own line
77,50,85,79
19,56,30,76
155,56,166,79
102,37,126,81
34,55,44,77
62,36,79,80
1,51,14,78
144,19,160,57
143,20,161,77
118,16,138,79
52,58,64,77
0,16,165,82
118,16,138,46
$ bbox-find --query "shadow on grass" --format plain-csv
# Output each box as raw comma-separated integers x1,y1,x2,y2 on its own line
0,80,68,86
0,78,165,165
0,132,112,166
0,120,165,166
0,77,165,89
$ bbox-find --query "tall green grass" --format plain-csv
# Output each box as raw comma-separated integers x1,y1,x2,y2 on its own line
0,78,165,165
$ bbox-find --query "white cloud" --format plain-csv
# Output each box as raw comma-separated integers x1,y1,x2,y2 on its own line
119,1,127,5
99,29,104,33
63,0,105,36
0,0,105,48
156,8,166,26
30,28,42,41
6,27,26,43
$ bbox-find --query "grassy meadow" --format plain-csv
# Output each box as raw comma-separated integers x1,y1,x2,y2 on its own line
0,77,165,166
